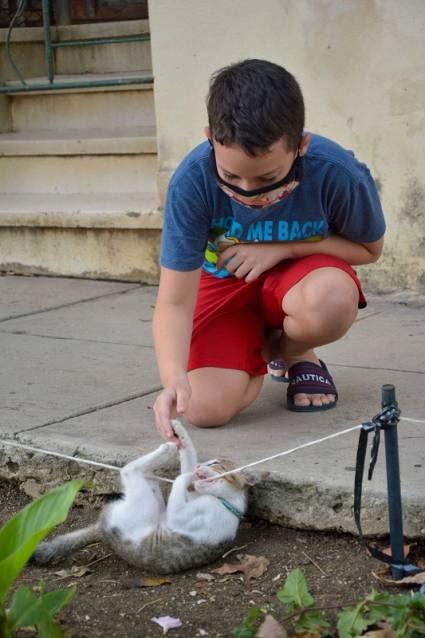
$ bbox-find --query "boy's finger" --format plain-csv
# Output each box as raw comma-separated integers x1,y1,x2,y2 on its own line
160,417,181,446
175,382,191,414
176,395,189,414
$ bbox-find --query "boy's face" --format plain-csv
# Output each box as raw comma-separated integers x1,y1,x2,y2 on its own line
205,127,310,194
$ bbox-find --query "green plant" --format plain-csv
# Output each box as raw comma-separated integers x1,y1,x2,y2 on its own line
0,480,83,637
232,605,273,638
277,568,330,636
337,590,425,638
232,568,425,637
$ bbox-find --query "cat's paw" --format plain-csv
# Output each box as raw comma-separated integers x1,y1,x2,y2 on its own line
170,420,189,446
157,442,179,460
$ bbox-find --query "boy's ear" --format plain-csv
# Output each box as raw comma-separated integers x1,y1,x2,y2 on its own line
204,126,212,140
299,132,311,157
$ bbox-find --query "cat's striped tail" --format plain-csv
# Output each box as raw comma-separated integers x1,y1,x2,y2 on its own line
31,522,102,564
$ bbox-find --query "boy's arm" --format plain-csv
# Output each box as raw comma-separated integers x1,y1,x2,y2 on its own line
217,235,384,283
153,266,201,443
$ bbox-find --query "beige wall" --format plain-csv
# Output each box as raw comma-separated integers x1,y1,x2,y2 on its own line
149,0,425,293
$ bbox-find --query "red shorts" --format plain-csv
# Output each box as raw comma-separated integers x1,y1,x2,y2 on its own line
188,254,366,377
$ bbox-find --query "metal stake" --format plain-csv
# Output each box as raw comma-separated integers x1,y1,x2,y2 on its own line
382,384,404,579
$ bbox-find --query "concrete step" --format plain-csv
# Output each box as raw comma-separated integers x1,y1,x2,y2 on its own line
0,193,162,282
10,75,154,131
0,193,161,228
0,225,161,282
0,152,157,194
0,127,157,155
0,21,151,81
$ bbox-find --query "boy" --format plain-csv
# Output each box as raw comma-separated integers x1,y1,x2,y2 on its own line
153,59,385,445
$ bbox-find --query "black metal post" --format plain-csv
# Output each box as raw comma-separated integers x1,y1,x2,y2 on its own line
382,384,404,579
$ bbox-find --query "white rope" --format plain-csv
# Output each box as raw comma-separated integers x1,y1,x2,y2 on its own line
213,415,425,481
0,440,174,483
210,423,363,480
1,413,423,484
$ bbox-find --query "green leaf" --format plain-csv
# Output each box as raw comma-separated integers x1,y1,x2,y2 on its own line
232,627,257,638
36,614,64,638
295,608,330,635
6,585,44,631
276,569,314,612
0,480,83,606
337,604,370,638
6,584,75,636
40,586,76,615
232,606,264,637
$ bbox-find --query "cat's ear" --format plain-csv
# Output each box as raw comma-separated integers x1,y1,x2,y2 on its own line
241,470,270,486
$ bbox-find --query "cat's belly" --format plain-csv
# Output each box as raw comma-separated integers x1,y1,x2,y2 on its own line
103,524,230,574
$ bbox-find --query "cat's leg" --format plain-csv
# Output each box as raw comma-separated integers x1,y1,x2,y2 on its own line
115,443,177,523
121,442,177,477
171,420,198,474
165,471,195,524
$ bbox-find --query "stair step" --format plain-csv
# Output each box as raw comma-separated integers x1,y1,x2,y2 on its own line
0,154,157,194
5,71,153,95
11,85,155,131
0,127,157,155
0,193,161,229
0,223,161,282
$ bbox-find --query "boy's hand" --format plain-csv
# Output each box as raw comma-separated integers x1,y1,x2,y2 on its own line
153,376,192,447
217,243,292,282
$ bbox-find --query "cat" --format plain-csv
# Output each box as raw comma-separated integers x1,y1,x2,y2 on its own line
32,420,252,574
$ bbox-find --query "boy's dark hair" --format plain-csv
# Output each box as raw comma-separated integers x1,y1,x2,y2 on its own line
207,59,304,155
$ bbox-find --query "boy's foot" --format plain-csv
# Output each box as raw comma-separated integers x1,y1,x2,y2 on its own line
267,359,289,382
286,359,338,412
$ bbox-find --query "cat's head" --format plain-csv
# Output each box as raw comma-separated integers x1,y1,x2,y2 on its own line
192,459,253,497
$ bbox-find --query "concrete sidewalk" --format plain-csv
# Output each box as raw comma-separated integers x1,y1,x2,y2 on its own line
0,274,424,536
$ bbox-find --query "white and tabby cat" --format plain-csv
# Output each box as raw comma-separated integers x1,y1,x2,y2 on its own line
33,421,251,574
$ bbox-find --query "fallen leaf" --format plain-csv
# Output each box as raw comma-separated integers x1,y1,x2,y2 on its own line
122,577,171,589
362,631,395,638
212,554,269,580
382,543,415,558
151,616,182,634
54,565,92,579
212,563,243,576
257,614,288,638
372,570,425,586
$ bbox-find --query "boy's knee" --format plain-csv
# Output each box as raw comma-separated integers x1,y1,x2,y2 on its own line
184,403,233,428
301,269,359,316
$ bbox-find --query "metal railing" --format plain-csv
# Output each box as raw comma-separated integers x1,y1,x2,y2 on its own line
0,0,153,93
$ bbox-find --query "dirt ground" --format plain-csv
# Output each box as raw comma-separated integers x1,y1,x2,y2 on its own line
2,479,420,638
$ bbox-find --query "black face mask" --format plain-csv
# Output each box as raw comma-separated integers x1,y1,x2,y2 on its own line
208,140,304,197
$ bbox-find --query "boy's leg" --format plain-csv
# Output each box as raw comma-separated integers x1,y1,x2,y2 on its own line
281,267,358,408
262,256,363,409
184,272,267,428
185,368,263,427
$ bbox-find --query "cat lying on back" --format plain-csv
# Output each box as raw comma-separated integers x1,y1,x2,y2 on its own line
33,421,252,574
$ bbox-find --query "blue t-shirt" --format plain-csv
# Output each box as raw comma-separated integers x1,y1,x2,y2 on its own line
160,134,385,277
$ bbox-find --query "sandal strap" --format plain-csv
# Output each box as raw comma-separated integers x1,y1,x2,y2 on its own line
287,360,337,398
268,359,287,371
